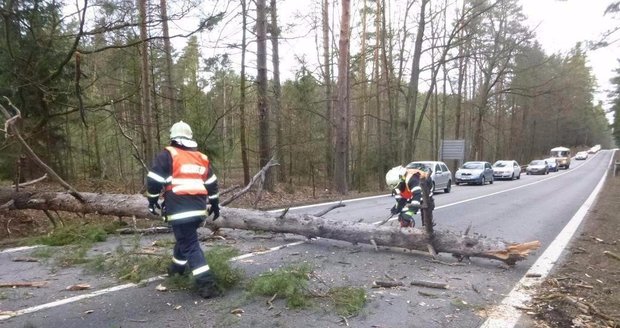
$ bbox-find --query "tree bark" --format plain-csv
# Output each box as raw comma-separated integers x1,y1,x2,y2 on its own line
256,0,272,191
0,189,541,265
334,0,351,194
239,0,250,185
138,0,154,163
269,0,285,183
159,0,177,123
322,0,334,183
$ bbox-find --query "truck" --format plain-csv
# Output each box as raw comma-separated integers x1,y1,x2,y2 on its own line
550,146,571,169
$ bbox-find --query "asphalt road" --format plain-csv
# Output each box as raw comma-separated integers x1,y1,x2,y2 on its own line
0,150,613,328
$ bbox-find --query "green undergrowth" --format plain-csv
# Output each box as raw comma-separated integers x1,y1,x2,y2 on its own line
163,246,244,291
328,286,367,317
30,243,92,269
247,264,313,308
205,246,244,290
87,240,168,283
28,221,125,246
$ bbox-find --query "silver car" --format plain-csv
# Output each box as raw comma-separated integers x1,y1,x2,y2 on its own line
407,161,453,193
455,161,494,185
526,160,549,175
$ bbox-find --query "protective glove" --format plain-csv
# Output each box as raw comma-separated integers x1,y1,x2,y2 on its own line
390,205,400,215
148,197,161,215
207,198,220,221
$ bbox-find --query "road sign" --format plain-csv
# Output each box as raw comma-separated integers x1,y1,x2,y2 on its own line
440,139,465,161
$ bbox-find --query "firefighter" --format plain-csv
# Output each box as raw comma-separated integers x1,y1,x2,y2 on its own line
385,164,430,228
146,121,221,298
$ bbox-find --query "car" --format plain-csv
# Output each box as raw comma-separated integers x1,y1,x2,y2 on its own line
544,158,559,172
455,161,494,185
526,160,549,175
407,161,453,193
492,160,521,180
575,151,588,160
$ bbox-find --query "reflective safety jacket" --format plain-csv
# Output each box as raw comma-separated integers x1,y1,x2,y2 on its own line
146,142,219,224
392,168,424,213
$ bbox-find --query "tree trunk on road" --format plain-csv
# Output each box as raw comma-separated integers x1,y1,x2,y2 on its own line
0,189,540,265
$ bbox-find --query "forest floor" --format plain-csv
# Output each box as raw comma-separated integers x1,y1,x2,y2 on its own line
1,160,619,328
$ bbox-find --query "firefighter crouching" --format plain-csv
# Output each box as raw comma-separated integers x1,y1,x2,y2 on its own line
385,164,432,228
146,121,221,298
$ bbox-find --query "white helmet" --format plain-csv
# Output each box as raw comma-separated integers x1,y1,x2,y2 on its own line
385,166,405,187
170,121,193,139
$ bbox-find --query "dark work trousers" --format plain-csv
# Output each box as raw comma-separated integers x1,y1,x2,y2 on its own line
170,218,210,282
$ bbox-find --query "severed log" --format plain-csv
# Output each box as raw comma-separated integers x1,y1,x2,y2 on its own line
0,188,541,265
0,281,48,288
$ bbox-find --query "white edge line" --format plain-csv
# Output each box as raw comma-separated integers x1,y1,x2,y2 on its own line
0,151,608,321
0,276,164,320
0,240,310,321
267,194,389,213
479,150,615,328
0,246,41,254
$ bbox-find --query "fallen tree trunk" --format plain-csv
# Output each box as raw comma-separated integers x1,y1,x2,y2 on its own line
0,189,540,265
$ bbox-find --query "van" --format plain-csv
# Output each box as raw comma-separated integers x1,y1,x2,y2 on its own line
550,146,571,169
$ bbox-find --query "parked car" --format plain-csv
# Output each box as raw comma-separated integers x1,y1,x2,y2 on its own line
575,151,588,160
544,157,559,172
407,161,453,193
455,161,494,185
526,160,549,175
492,160,521,180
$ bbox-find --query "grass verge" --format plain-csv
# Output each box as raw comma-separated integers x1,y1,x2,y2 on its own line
329,286,367,317
247,264,313,308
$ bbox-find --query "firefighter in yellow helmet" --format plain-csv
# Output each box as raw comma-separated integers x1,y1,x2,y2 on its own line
146,121,221,298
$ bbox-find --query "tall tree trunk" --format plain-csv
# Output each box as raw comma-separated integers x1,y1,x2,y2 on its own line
256,0,272,190
355,0,368,190
379,0,395,164
270,0,284,183
373,0,383,189
395,1,415,162
402,0,429,162
159,0,177,123
239,0,250,185
322,0,333,183
334,0,351,194
138,0,154,164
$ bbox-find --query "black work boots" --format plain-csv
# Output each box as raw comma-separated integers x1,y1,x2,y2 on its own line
197,281,222,299
195,273,222,299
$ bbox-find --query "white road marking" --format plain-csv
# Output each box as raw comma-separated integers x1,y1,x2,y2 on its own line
0,246,40,254
0,151,607,322
0,241,309,321
479,150,614,328
0,276,164,320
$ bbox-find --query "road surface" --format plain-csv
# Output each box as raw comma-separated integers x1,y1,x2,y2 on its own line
0,150,614,328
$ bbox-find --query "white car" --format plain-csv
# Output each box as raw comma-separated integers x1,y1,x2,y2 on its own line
492,160,521,180
406,161,453,193
575,151,588,160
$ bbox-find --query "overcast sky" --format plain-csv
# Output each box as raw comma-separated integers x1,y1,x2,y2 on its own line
521,0,619,116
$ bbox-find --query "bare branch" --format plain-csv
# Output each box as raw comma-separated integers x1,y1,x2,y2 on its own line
0,98,84,202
